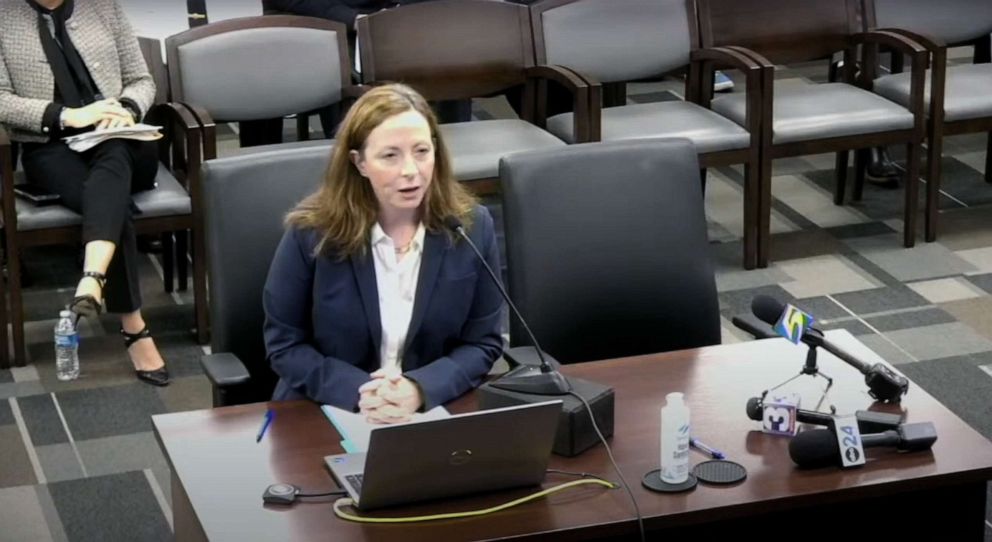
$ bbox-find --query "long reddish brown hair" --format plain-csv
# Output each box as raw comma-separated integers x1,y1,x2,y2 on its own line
286,83,476,257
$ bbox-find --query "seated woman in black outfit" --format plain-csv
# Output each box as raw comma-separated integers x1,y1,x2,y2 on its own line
0,0,169,385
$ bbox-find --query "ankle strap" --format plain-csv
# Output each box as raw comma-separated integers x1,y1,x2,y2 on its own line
82,271,106,287
120,326,152,349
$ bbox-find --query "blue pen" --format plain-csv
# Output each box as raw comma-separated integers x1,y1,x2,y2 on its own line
689,436,725,460
256,409,275,443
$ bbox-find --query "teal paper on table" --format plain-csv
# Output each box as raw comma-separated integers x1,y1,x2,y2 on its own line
321,405,451,453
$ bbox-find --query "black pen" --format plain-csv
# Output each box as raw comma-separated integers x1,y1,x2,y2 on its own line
256,409,275,443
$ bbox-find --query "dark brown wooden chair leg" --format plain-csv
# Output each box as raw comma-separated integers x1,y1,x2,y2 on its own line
0,246,9,369
852,148,869,201
177,230,189,292
925,129,943,243
903,142,921,248
757,152,773,268
8,247,26,366
161,232,174,293
742,161,758,270
834,150,849,205
985,132,991,183
192,230,209,344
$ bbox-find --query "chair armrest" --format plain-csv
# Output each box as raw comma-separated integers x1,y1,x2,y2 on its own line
852,30,929,62
876,28,946,52
689,46,769,136
853,31,930,128
869,29,947,124
175,102,217,161
525,65,597,142
0,123,9,148
201,352,252,388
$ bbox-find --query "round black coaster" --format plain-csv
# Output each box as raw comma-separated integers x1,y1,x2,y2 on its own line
641,470,697,493
693,460,747,485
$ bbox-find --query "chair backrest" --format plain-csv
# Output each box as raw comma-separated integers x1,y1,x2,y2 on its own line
532,0,695,84
358,0,534,101
867,0,992,46
697,0,862,65
202,143,333,399
498,138,721,364
166,15,349,122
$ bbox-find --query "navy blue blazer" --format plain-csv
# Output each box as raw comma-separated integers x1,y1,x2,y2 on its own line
263,205,504,410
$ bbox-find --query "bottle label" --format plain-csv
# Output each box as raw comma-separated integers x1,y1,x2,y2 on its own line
55,334,79,348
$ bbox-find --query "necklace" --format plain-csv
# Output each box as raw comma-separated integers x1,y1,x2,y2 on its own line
394,243,412,254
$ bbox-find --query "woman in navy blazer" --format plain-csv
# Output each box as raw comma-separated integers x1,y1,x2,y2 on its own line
263,84,504,422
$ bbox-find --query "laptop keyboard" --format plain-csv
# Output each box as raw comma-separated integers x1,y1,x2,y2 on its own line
346,474,364,493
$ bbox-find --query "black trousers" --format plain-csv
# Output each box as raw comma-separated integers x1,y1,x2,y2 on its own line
20,139,158,314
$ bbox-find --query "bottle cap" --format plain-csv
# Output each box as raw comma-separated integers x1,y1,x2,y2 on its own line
59,310,73,319
666,392,684,403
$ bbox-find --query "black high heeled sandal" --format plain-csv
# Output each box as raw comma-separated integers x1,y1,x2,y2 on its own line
121,326,170,387
68,271,107,320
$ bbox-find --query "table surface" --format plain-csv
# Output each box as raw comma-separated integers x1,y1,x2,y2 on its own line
153,330,992,541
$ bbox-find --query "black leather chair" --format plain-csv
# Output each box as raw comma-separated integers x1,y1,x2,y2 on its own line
198,143,332,406
498,138,721,364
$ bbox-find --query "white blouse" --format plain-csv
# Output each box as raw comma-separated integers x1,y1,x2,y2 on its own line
370,223,426,372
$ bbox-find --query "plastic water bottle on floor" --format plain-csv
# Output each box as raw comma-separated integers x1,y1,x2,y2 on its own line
55,310,79,381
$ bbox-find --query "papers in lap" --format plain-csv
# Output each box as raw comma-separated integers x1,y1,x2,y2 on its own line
62,123,163,152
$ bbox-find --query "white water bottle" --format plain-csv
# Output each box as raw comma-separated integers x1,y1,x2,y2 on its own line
54,310,80,381
660,392,690,484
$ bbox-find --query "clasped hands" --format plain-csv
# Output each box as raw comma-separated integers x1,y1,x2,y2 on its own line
62,98,135,131
358,368,424,424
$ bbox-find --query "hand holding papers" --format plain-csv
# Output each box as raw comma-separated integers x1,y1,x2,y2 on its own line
62,124,163,153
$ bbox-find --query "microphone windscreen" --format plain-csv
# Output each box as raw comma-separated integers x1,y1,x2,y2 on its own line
751,295,786,326
746,397,763,421
443,216,463,232
788,429,840,469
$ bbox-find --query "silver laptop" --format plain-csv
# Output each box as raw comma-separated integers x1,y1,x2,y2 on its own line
325,400,562,510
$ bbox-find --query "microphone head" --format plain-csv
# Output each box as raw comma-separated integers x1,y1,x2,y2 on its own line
751,295,786,326
443,216,463,232
746,397,763,421
789,429,840,469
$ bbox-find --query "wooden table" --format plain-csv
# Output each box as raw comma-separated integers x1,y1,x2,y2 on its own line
153,331,992,541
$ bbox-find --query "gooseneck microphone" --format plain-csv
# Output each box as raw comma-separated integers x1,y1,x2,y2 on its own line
443,217,571,395
750,295,909,403
746,397,903,433
789,422,938,468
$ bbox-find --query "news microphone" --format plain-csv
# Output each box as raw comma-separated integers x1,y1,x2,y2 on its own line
788,422,938,469
443,216,570,395
745,397,903,433
751,295,909,402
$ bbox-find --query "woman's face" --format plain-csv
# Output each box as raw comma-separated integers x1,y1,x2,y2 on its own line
351,109,435,216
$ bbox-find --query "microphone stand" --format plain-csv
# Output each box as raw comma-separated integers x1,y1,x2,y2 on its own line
759,343,836,415
448,222,571,396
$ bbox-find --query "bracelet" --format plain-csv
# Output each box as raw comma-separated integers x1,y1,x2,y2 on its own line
58,107,67,130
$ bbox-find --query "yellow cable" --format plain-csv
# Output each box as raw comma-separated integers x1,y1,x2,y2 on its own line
333,478,616,523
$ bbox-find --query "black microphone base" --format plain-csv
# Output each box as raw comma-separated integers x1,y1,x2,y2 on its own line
487,365,572,395
479,366,614,457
